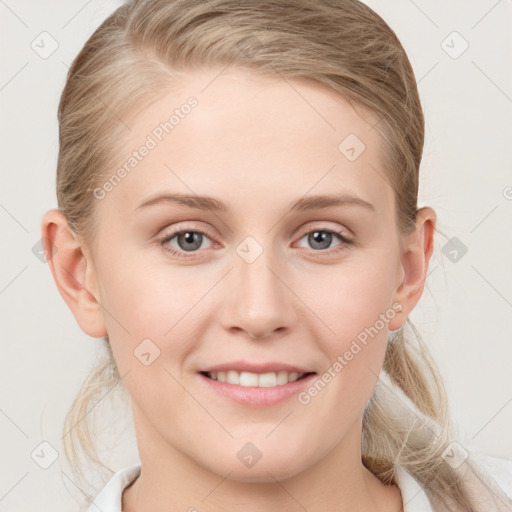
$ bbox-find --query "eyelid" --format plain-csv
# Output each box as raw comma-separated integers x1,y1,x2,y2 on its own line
159,221,353,244
295,222,353,240
157,223,217,260
158,221,355,262
159,221,216,239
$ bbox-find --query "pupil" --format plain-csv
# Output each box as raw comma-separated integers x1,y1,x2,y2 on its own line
310,231,331,250
179,232,202,251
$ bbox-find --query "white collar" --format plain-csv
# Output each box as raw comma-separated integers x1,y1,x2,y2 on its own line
86,463,434,511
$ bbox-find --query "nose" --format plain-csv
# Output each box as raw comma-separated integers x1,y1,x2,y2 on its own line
219,242,298,340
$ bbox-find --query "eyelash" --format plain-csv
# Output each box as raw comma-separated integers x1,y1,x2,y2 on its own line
158,223,353,260
159,225,216,260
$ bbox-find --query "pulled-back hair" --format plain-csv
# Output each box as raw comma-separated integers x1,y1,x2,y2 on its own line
57,1,498,510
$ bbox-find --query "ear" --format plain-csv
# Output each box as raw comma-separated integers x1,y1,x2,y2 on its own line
41,209,107,338
388,206,436,331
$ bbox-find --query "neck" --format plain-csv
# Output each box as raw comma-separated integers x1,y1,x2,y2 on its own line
123,409,403,512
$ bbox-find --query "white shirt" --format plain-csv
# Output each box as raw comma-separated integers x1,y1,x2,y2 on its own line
87,457,512,512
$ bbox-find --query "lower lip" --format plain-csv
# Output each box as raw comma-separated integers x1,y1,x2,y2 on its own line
198,372,317,407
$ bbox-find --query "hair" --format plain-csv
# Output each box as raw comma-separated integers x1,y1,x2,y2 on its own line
56,1,498,511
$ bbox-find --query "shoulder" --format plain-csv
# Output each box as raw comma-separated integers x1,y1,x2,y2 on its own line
86,463,141,512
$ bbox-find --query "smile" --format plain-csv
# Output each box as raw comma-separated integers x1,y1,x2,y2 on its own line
198,371,318,407
202,370,314,387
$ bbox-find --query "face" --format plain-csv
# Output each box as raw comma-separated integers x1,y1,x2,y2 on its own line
78,67,409,482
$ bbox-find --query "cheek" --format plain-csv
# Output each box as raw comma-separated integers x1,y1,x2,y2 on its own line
302,251,398,397
93,253,174,366
98,264,198,418
95,250,218,385
308,251,399,343
298,271,393,432
97,244,192,334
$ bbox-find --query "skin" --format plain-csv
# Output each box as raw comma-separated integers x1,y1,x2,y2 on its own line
42,67,435,512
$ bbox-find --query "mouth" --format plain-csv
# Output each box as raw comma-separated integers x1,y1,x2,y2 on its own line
199,370,317,388
198,369,318,407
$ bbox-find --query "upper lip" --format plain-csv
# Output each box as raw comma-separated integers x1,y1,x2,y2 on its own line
200,361,316,374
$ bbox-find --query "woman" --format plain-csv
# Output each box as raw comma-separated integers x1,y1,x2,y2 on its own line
41,0,512,510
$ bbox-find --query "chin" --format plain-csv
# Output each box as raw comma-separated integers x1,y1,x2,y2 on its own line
215,462,304,484
199,444,312,484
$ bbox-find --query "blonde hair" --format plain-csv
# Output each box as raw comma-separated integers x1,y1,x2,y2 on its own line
56,1,496,510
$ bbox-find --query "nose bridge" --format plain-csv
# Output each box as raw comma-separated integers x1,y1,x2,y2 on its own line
223,233,296,337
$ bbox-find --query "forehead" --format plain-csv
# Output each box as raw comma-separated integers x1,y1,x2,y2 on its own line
100,67,394,220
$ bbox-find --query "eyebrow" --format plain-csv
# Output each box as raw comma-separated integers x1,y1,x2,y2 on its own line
135,192,376,213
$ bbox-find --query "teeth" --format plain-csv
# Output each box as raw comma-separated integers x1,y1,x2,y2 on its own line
206,370,305,387
226,370,239,385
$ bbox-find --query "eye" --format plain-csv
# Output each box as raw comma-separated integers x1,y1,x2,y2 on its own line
158,224,353,260
159,223,215,259
295,227,353,255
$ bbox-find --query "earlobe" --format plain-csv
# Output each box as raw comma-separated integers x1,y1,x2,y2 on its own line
388,207,437,331
41,209,107,338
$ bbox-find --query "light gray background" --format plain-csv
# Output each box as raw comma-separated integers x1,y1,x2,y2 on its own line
1,1,511,510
